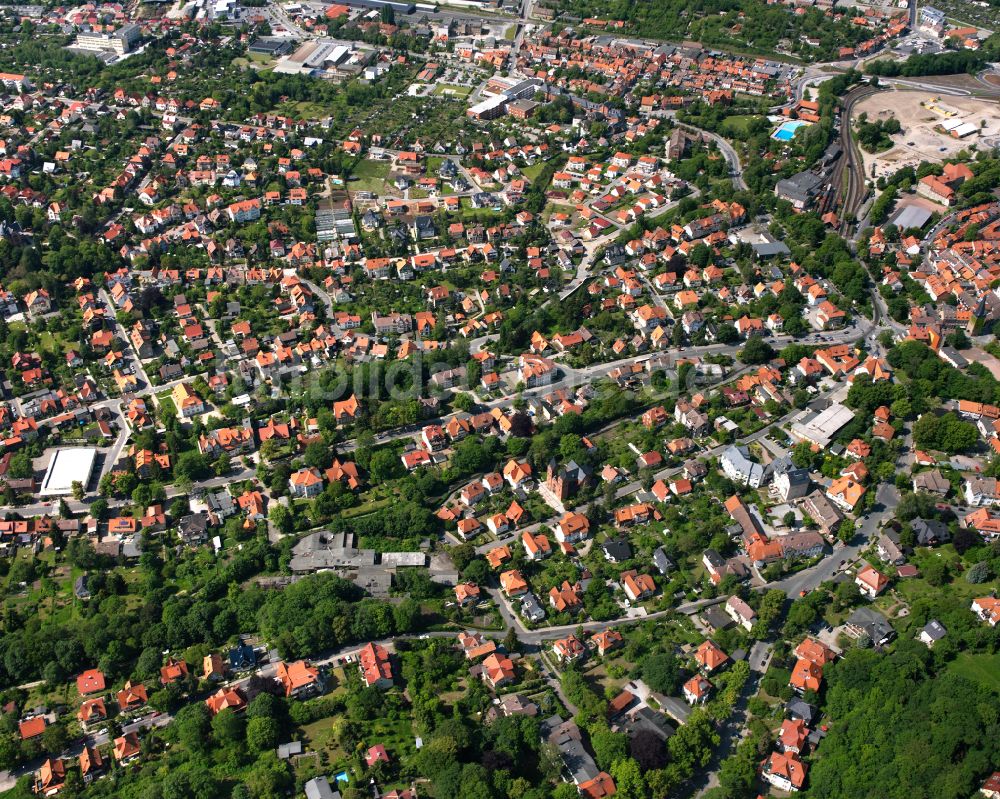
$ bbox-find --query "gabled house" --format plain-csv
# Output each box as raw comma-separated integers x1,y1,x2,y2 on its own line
683,675,712,705
552,634,586,663
275,660,320,699
855,563,889,598
116,681,148,713
762,751,806,792
113,732,141,765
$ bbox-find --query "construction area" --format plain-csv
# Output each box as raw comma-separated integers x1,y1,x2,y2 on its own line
852,90,1000,180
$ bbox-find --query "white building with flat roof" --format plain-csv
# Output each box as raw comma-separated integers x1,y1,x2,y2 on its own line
467,95,506,121
40,448,98,496
74,24,140,55
789,403,855,449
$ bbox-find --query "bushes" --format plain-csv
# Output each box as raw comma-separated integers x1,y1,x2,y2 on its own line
255,573,424,659
287,694,343,726
912,412,979,455
809,644,999,799
866,50,989,78
855,114,900,153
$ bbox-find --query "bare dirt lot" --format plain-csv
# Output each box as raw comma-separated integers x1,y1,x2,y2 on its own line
853,89,1000,180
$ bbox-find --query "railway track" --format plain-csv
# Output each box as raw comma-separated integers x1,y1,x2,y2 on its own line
835,84,880,232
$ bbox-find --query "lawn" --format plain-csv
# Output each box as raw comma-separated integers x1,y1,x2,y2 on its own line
720,114,759,136
947,652,1000,692
340,497,393,518
38,331,62,354
34,328,74,356
232,52,276,70
895,546,999,607
276,100,328,119
298,716,346,762
155,392,177,415
522,162,546,182
349,159,391,194
432,84,472,98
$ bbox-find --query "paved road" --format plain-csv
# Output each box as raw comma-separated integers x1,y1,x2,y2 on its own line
13,466,258,519
769,479,900,597
690,127,747,191
300,277,334,317
692,658,765,797
554,187,702,302
486,581,728,646
340,320,863,458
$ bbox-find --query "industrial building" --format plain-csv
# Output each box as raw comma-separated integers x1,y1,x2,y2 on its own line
315,193,356,241
789,402,855,449
889,204,932,230
288,531,455,596
40,448,98,497
248,37,294,57
341,0,416,13
919,6,946,36
941,118,978,138
775,171,824,211
273,38,374,77
212,0,237,19
467,94,506,121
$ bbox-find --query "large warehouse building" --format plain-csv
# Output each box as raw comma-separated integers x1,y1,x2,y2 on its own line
789,403,855,449
40,448,98,497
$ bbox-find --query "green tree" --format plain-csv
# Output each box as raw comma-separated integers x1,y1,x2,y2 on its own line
303,440,329,469
610,757,646,799
269,504,295,536
214,454,231,477
837,519,856,544
211,707,245,746
175,703,212,753
8,452,31,479
246,715,279,752
175,452,210,481
590,727,628,771
751,589,786,637
641,653,683,694
667,709,718,778
739,337,775,365
965,561,991,583
369,449,403,483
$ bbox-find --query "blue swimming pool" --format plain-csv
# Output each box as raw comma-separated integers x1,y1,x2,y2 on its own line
334,771,349,784
772,120,810,141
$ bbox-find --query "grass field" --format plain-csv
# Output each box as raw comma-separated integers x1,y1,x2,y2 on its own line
155,392,177,415
349,159,392,194
721,114,759,136
276,100,328,119
38,330,70,354
340,497,393,518
232,52,276,70
896,546,998,607
432,83,472,98
948,652,1000,692
522,162,546,182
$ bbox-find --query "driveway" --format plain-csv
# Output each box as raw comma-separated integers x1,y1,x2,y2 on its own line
657,695,693,725
748,641,773,673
